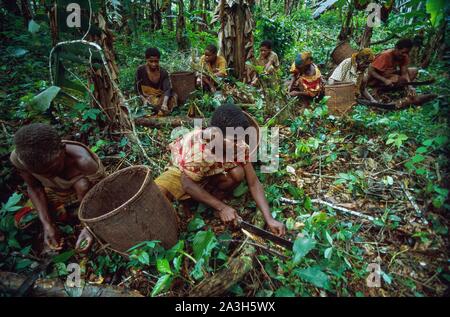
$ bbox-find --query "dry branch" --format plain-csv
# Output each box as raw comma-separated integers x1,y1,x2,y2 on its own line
0,271,143,297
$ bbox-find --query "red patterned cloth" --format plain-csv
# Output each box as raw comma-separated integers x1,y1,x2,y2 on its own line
168,128,249,182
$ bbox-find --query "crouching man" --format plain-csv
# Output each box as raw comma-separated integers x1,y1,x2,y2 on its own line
10,123,106,252
155,103,285,236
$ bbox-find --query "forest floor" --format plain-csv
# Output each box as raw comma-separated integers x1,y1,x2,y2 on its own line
1,12,449,297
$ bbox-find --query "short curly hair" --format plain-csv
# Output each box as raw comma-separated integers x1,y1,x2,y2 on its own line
145,47,161,59
395,38,414,50
210,103,250,136
14,123,63,172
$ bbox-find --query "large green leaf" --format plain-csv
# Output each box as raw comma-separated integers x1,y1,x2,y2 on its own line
192,230,217,260
156,258,172,274
2,192,23,213
28,86,61,112
296,266,331,290
151,274,173,297
426,0,446,27
292,236,316,264
187,217,206,232
28,20,40,33
52,249,76,263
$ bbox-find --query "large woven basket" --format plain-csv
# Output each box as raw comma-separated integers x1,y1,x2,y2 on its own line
331,41,357,65
324,82,356,116
170,71,196,105
79,166,179,255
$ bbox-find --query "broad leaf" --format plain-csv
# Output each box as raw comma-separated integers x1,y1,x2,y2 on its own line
292,236,316,264
296,266,331,290
151,274,173,297
28,20,40,33
156,258,172,274
29,86,61,112
192,230,217,260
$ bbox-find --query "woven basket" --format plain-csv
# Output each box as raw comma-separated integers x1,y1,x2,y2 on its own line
170,71,196,105
325,83,356,116
79,166,179,255
331,41,357,65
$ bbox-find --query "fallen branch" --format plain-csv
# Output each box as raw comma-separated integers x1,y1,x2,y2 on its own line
135,116,200,128
280,197,378,222
400,182,428,225
0,271,143,297
188,214,266,297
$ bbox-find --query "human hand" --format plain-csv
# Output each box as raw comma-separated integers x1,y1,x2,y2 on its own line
43,224,63,250
266,218,286,237
218,205,238,226
75,228,93,252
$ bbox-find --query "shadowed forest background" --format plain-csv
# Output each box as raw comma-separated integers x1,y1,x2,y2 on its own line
0,0,449,297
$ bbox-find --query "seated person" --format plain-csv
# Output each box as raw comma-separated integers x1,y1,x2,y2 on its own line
197,44,228,93
367,38,418,96
135,47,177,115
328,48,376,101
154,103,285,236
10,124,106,252
288,52,325,102
247,40,280,86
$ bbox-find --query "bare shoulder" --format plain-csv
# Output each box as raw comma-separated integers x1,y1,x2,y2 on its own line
66,143,98,175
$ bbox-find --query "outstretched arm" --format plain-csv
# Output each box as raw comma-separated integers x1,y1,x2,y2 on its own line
244,163,285,236
19,170,62,250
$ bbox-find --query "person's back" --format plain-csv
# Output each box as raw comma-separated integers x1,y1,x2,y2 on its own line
11,123,104,252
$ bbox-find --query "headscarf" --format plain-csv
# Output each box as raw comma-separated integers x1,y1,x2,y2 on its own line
351,48,375,66
295,52,312,67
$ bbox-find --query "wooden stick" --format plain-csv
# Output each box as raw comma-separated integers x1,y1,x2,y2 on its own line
0,271,143,297
280,197,378,222
400,182,428,225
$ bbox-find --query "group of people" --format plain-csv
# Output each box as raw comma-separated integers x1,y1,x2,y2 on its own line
11,38,420,252
11,104,285,252
135,37,419,114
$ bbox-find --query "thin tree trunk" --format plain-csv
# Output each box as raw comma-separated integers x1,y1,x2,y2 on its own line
48,2,58,47
89,12,131,131
165,0,174,31
359,24,373,48
218,0,255,80
154,0,162,30
338,4,354,42
20,0,33,26
176,0,189,50
421,21,447,68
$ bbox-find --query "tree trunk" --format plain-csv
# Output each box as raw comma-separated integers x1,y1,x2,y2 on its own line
421,21,447,68
165,0,174,31
359,24,373,48
338,4,354,42
154,0,162,30
199,0,207,31
218,0,255,81
189,0,196,31
20,0,33,26
176,0,189,50
89,13,131,131
48,2,58,47
284,0,295,15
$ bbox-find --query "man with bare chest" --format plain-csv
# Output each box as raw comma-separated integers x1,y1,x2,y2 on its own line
135,47,177,115
10,124,106,252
